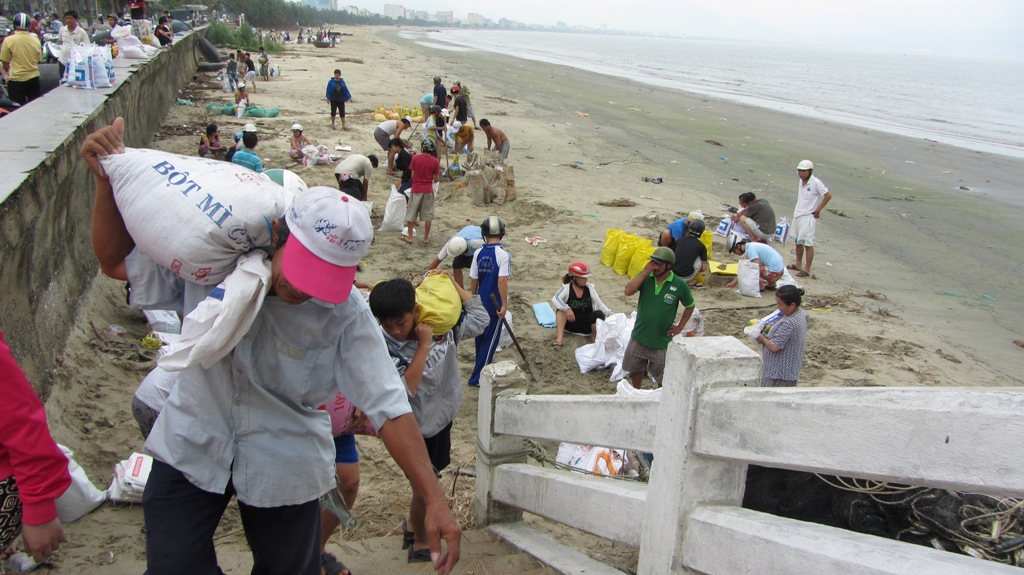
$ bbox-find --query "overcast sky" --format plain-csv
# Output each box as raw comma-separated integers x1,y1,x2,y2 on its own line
367,0,1023,60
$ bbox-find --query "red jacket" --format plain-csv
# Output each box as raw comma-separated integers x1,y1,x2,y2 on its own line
0,331,70,525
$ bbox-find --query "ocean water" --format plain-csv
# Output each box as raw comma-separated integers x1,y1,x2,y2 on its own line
419,30,1024,159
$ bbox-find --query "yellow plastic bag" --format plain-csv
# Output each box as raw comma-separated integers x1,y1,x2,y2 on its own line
628,240,656,278
700,230,714,259
600,229,625,267
612,233,639,275
415,274,462,335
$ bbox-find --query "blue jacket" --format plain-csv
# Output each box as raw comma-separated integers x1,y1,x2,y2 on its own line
326,77,352,102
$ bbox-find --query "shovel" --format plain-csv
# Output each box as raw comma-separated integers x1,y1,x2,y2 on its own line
490,293,534,379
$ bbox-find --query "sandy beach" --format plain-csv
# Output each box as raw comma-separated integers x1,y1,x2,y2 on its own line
38,26,1024,573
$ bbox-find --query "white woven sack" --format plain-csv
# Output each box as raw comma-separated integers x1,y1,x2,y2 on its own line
100,148,292,285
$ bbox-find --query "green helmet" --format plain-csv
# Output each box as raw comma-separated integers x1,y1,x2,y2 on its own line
651,246,676,265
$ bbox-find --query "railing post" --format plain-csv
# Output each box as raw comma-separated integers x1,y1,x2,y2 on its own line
475,360,529,526
637,336,761,574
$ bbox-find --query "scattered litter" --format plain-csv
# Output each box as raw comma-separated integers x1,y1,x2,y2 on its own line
575,111,589,117
810,307,833,312
1015,340,1024,348
5,553,40,572
670,160,679,164
176,98,192,106
638,195,662,201
573,161,584,165
825,262,832,267
719,156,728,161
827,208,848,217
958,185,970,191
905,160,916,164
977,293,997,301
704,139,723,146
109,324,126,337
587,213,599,217
940,291,965,297
335,145,352,151
108,452,154,504
641,176,663,184
524,236,547,247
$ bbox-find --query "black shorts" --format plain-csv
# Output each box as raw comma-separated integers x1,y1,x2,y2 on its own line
330,100,345,118
452,253,473,269
423,420,453,473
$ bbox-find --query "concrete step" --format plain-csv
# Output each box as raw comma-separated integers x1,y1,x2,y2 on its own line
331,528,556,574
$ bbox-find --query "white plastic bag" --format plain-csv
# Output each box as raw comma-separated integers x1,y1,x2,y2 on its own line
555,443,626,476
99,148,292,285
736,259,762,298
159,251,272,370
773,217,790,243
574,312,633,375
54,445,106,523
302,144,332,167
379,185,407,232
64,44,114,89
495,310,513,351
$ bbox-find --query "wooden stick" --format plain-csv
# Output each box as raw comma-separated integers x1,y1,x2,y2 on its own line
489,293,534,379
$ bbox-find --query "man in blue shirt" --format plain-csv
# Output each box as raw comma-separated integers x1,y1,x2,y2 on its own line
468,217,511,387
231,131,263,173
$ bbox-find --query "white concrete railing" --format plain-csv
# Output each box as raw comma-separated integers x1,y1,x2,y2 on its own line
475,336,1024,575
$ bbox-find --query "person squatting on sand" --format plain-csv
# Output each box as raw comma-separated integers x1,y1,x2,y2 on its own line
755,285,808,387
288,123,313,164
725,234,786,292
551,261,612,347
368,274,488,564
730,192,776,243
671,219,709,286
791,160,832,277
81,118,462,575
623,247,696,389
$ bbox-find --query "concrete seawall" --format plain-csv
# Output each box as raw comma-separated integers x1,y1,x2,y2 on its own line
0,32,205,395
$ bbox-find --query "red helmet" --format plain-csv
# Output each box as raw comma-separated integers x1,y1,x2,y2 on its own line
568,261,592,278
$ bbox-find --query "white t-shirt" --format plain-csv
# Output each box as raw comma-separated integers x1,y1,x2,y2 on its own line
794,175,829,217
58,24,90,64
334,154,374,179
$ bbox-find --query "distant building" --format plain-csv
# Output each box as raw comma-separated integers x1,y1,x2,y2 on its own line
384,4,406,19
435,10,453,24
466,12,485,26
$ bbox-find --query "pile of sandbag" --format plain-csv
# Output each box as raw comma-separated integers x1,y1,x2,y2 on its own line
63,44,115,89
112,24,160,59
462,151,517,207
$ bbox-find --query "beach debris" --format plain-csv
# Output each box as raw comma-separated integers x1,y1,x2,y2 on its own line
670,160,679,164
704,139,723,147
935,349,962,364
719,156,728,161
524,236,547,247
628,107,644,112
977,293,997,301
575,111,589,117
958,185,971,191
827,208,848,217
109,324,126,337
637,195,661,201
722,203,739,213
905,160,915,164
598,198,637,207
176,99,192,106
1015,340,1024,348
560,162,585,170
641,177,663,184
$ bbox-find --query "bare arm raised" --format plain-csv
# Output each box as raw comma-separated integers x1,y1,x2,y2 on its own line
80,117,133,280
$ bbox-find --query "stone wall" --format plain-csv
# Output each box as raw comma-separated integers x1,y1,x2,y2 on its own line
0,33,204,395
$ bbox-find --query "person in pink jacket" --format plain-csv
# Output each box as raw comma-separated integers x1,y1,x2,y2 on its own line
0,330,71,561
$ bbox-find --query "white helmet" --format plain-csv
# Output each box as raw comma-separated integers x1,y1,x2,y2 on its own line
726,233,745,253
446,236,468,257
291,123,303,132
797,160,814,170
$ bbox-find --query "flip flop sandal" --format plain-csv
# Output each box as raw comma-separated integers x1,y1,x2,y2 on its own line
322,552,352,575
786,264,800,271
795,270,810,278
402,519,415,550
408,547,433,564
552,341,563,347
